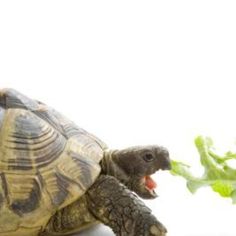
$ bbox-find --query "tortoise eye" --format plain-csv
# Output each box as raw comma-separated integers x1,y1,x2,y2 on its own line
143,153,154,162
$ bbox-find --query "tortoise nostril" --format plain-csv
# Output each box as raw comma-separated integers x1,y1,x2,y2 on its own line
161,155,171,170
159,149,171,170
161,161,171,170
162,149,169,158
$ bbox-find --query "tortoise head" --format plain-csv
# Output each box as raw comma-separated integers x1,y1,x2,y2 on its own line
103,145,171,199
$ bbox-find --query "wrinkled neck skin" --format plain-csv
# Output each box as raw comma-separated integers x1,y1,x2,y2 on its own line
101,149,129,185
101,145,171,199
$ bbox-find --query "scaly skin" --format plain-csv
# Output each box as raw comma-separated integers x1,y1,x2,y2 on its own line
43,146,170,236
41,196,98,236
43,175,167,236
87,175,167,236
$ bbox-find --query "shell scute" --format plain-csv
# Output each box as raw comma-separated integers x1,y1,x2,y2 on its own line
0,88,39,110
0,88,106,234
0,109,67,170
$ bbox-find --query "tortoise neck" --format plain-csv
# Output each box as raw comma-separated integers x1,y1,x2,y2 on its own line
101,149,128,183
101,149,117,176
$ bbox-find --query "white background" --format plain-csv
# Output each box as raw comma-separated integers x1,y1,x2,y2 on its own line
1,1,236,236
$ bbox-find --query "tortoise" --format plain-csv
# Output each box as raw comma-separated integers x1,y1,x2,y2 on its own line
0,88,171,236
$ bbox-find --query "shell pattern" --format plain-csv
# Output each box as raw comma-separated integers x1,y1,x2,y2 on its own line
0,89,107,235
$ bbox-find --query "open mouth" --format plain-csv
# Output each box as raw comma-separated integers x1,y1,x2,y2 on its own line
141,174,158,198
133,162,171,199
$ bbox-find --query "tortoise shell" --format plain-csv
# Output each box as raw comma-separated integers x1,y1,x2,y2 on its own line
0,88,107,235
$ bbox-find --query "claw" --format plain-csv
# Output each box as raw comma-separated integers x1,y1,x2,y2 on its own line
150,223,167,236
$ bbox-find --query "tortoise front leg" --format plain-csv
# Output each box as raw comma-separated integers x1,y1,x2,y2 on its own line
86,175,167,236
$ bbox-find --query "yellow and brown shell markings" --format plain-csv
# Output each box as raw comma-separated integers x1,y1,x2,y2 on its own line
0,88,107,236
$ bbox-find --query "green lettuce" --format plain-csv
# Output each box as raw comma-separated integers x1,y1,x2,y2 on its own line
171,136,236,203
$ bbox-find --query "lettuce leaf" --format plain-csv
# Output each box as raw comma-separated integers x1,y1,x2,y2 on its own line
171,136,236,203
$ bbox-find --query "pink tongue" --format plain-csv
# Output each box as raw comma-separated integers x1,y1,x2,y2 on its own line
145,176,157,190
